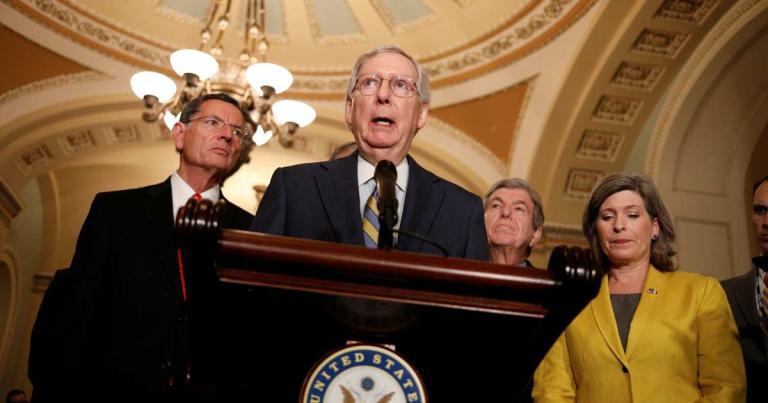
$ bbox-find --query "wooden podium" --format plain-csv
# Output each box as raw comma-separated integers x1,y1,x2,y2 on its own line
176,199,601,402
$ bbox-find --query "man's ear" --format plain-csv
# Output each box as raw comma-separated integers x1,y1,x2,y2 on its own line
529,227,543,248
344,97,353,127
416,102,429,130
172,122,185,152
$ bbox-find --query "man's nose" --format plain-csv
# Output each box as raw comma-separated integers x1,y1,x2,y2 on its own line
376,79,392,103
218,125,234,142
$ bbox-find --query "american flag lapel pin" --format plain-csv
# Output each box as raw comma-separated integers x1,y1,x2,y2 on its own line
647,288,658,295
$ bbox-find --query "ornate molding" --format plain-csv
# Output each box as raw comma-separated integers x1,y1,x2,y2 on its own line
632,28,690,58
654,0,719,25
610,61,665,91
592,96,643,125
106,124,142,144
646,0,764,176
291,77,350,94
0,71,111,106
21,0,168,65
565,169,603,200
538,223,588,250
576,130,623,161
58,129,97,155
16,144,54,177
422,0,577,79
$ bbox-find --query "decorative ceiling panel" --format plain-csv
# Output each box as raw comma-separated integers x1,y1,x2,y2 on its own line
305,0,364,44
653,0,719,24
371,0,438,35
159,0,208,21
264,0,286,37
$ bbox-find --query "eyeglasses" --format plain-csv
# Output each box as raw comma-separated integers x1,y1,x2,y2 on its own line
185,116,248,139
354,73,418,98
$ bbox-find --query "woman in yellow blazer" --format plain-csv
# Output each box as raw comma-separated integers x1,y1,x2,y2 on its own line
533,174,745,402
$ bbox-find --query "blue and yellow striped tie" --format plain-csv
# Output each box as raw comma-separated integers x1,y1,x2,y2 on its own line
362,189,380,248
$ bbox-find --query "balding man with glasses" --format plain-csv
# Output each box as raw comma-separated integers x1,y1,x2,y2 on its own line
29,93,253,402
251,45,488,261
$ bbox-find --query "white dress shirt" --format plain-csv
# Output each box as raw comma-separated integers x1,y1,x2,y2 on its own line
357,156,408,230
170,171,220,217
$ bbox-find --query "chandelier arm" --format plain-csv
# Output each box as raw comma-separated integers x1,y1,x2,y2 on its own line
205,0,221,29
257,0,265,35
132,0,312,151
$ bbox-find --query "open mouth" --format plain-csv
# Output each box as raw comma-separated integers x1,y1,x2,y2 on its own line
372,117,394,126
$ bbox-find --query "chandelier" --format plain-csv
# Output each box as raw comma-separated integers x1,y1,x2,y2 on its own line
128,0,316,148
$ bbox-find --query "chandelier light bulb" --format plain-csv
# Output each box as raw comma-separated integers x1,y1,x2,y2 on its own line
200,28,212,43
252,125,273,146
217,16,230,30
272,100,317,127
130,71,177,103
169,49,219,80
258,40,269,55
245,63,293,94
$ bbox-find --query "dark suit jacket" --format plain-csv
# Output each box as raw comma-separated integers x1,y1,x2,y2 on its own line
722,270,768,403
29,178,252,402
251,153,489,260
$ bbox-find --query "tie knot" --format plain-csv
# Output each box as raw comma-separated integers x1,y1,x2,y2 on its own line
192,193,202,201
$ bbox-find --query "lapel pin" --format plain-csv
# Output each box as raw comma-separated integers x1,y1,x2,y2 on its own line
647,288,658,295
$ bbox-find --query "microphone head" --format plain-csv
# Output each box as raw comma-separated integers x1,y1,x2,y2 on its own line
375,159,397,180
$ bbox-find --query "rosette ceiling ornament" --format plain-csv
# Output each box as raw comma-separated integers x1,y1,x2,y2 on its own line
129,0,316,148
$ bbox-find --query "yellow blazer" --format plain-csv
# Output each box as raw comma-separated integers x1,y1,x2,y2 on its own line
533,266,745,402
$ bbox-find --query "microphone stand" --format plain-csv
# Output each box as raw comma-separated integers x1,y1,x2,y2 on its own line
375,160,398,250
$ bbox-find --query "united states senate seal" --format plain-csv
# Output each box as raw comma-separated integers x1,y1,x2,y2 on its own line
301,344,426,403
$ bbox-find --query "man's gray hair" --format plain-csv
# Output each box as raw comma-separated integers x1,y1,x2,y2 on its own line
483,178,545,231
345,45,430,104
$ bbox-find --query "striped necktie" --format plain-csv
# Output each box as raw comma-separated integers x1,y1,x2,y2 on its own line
755,256,768,352
362,189,380,248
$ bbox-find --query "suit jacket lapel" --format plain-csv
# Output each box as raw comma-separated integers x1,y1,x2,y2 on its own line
144,178,181,298
733,271,760,328
315,155,364,246
625,265,664,360
591,275,629,366
397,157,444,252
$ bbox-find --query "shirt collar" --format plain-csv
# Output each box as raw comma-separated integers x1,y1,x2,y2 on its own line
356,155,409,191
170,171,220,216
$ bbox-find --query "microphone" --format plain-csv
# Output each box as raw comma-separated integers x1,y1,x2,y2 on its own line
374,160,398,249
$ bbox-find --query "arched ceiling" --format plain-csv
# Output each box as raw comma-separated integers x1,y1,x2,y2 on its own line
0,0,756,247
2,0,592,94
